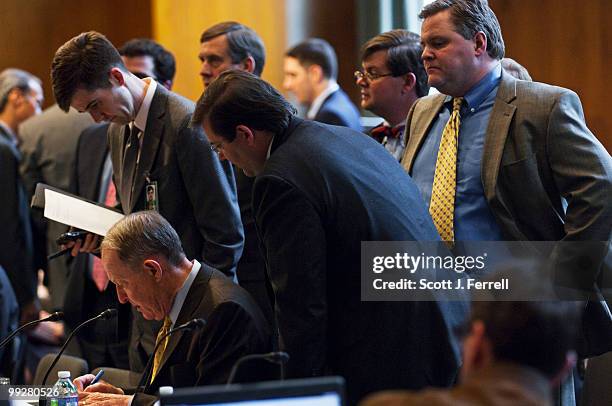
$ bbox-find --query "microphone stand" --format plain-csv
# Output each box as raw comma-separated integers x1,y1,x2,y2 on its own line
0,312,63,350
41,309,117,385
226,352,290,386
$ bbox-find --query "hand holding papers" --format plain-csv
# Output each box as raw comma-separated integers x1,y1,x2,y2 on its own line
32,184,124,257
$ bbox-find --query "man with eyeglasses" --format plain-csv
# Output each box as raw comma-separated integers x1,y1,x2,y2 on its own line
356,30,428,161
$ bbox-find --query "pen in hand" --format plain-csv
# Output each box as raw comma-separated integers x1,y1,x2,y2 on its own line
88,369,104,387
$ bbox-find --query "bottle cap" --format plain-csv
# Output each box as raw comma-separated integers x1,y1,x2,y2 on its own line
58,371,71,379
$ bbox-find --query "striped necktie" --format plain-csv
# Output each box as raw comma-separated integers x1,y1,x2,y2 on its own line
429,97,463,246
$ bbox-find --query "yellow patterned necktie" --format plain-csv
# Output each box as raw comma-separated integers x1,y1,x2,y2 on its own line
151,316,173,383
429,97,463,246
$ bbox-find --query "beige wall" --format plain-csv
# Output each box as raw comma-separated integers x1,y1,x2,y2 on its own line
152,0,286,102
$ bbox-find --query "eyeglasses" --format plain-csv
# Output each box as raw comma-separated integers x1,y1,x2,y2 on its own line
354,70,395,82
209,142,224,154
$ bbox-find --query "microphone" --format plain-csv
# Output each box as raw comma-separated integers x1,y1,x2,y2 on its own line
137,318,207,389
42,308,118,385
226,352,290,386
0,312,64,350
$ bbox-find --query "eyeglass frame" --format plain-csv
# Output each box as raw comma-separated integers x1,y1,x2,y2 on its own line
209,141,225,154
354,69,397,82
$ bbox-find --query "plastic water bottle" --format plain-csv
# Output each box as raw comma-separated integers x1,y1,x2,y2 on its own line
49,370,78,406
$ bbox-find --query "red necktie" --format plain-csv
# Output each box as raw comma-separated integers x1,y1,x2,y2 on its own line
370,124,401,143
91,181,116,292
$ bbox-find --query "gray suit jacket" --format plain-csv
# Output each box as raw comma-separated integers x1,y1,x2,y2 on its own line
108,85,244,276
18,104,94,309
402,72,612,355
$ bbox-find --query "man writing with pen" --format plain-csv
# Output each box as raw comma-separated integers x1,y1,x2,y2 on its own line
73,211,271,406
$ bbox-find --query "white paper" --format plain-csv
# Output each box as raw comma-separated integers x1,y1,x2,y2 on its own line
44,189,124,236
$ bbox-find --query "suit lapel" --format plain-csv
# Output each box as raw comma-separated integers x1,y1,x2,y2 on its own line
481,73,517,202
402,94,446,173
150,264,214,388
129,86,165,213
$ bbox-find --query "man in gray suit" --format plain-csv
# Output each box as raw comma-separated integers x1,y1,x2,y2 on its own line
19,104,94,311
402,0,611,378
50,31,244,371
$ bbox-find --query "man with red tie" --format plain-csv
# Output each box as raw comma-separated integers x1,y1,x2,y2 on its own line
355,30,429,161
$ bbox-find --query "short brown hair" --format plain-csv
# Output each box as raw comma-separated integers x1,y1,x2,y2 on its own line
51,31,126,112
420,0,505,60
200,22,266,77
192,70,295,141
361,30,429,97
286,38,338,80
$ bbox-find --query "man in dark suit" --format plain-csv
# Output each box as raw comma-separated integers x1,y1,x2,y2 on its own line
355,30,429,161
198,22,274,325
74,212,271,406
0,68,44,325
402,0,612,357
64,38,177,371
284,38,362,131
51,31,244,371
193,70,467,404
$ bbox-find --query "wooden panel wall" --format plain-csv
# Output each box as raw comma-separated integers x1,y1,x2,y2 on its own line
152,0,286,102
0,0,152,109
489,0,611,151
290,0,361,106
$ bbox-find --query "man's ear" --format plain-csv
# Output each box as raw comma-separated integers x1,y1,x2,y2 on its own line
473,31,488,57
143,259,163,282
240,56,256,74
307,64,324,83
460,320,491,381
236,124,256,146
402,72,417,94
109,67,126,86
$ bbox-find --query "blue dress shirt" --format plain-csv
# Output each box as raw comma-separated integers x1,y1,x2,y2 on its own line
412,64,505,241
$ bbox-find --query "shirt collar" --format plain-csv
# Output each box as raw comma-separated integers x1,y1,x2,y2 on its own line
167,259,201,327
133,78,157,133
0,120,18,145
443,63,502,111
306,81,340,119
266,135,275,160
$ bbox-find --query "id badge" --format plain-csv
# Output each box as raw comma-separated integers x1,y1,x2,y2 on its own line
145,181,159,211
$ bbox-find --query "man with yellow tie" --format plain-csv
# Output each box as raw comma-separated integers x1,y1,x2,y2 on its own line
74,211,271,406
402,1,612,403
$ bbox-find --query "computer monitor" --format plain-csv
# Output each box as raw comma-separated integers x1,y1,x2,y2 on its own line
160,377,344,406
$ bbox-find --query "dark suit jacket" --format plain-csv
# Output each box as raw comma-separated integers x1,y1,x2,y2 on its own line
314,88,362,131
0,265,19,377
0,127,35,307
402,72,612,356
252,117,467,404
64,123,131,369
108,84,244,277
133,263,272,405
